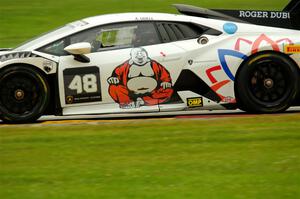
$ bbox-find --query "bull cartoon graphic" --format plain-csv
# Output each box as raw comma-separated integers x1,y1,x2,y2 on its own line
107,48,173,108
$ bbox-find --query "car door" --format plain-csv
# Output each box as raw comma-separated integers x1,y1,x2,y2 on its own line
56,22,171,115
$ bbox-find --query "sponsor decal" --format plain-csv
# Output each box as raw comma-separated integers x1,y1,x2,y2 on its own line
107,47,173,109
239,11,290,19
222,96,236,103
223,23,238,35
284,45,300,54
213,9,294,29
187,97,203,108
63,66,102,104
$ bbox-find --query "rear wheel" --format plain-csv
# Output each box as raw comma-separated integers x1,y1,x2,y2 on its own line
236,52,299,113
0,66,50,123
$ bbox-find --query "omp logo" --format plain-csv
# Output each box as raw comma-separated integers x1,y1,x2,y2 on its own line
187,97,203,108
284,45,300,54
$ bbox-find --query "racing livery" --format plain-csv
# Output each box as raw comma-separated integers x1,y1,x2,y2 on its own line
0,1,300,123
108,48,173,108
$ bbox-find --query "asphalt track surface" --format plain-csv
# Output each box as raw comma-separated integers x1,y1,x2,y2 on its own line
1,107,300,126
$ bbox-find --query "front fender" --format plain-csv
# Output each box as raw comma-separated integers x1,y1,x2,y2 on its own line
0,51,57,74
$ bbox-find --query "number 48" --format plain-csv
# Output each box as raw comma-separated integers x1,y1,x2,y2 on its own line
69,74,98,94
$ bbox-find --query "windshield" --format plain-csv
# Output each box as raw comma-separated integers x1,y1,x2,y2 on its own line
15,20,88,51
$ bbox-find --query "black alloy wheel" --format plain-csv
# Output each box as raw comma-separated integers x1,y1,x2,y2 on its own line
0,66,50,123
236,52,299,113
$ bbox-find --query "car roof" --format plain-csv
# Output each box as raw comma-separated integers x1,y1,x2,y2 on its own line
18,12,289,52
17,12,223,51
82,12,190,26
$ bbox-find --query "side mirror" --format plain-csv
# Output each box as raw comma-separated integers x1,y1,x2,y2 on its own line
64,42,91,63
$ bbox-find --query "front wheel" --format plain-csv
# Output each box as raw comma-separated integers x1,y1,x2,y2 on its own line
235,52,299,113
0,66,50,123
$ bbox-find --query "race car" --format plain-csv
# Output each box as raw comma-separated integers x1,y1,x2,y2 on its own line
0,1,300,123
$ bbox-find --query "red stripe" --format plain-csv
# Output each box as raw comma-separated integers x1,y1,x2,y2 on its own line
206,65,221,84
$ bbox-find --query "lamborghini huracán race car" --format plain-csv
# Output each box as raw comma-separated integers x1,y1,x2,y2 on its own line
0,1,300,123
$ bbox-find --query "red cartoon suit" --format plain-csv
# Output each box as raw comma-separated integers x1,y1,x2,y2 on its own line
108,60,173,106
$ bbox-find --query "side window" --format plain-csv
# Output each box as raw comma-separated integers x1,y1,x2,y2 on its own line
38,39,69,56
131,23,160,47
156,22,204,42
98,25,137,48
38,22,161,56
156,22,221,43
89,22,160,50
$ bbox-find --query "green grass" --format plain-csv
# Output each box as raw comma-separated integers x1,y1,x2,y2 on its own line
1,0,298,198
1,114,300,199
0,0,289,47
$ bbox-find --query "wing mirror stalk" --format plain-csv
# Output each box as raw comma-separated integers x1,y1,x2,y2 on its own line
64,42,91,63
73,54,90,63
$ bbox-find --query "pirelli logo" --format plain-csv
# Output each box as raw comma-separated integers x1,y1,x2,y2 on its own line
187,97,203,108
284,45,300,54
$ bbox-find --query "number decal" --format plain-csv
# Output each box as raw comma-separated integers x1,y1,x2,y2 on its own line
63,66,102,104
68,74,98,94
69,75,83,94
83,74,97,93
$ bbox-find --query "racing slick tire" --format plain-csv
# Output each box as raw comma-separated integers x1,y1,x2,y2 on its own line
235,52,299,113
0,65,50,123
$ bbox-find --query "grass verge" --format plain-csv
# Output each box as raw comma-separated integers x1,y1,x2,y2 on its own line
1,114,300,199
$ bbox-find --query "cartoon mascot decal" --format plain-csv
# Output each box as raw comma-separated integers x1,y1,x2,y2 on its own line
107,48,173,108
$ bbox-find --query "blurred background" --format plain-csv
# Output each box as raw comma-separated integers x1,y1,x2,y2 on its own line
0,0,289,47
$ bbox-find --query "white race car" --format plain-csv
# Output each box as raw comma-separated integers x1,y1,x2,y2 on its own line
0,2,300,123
